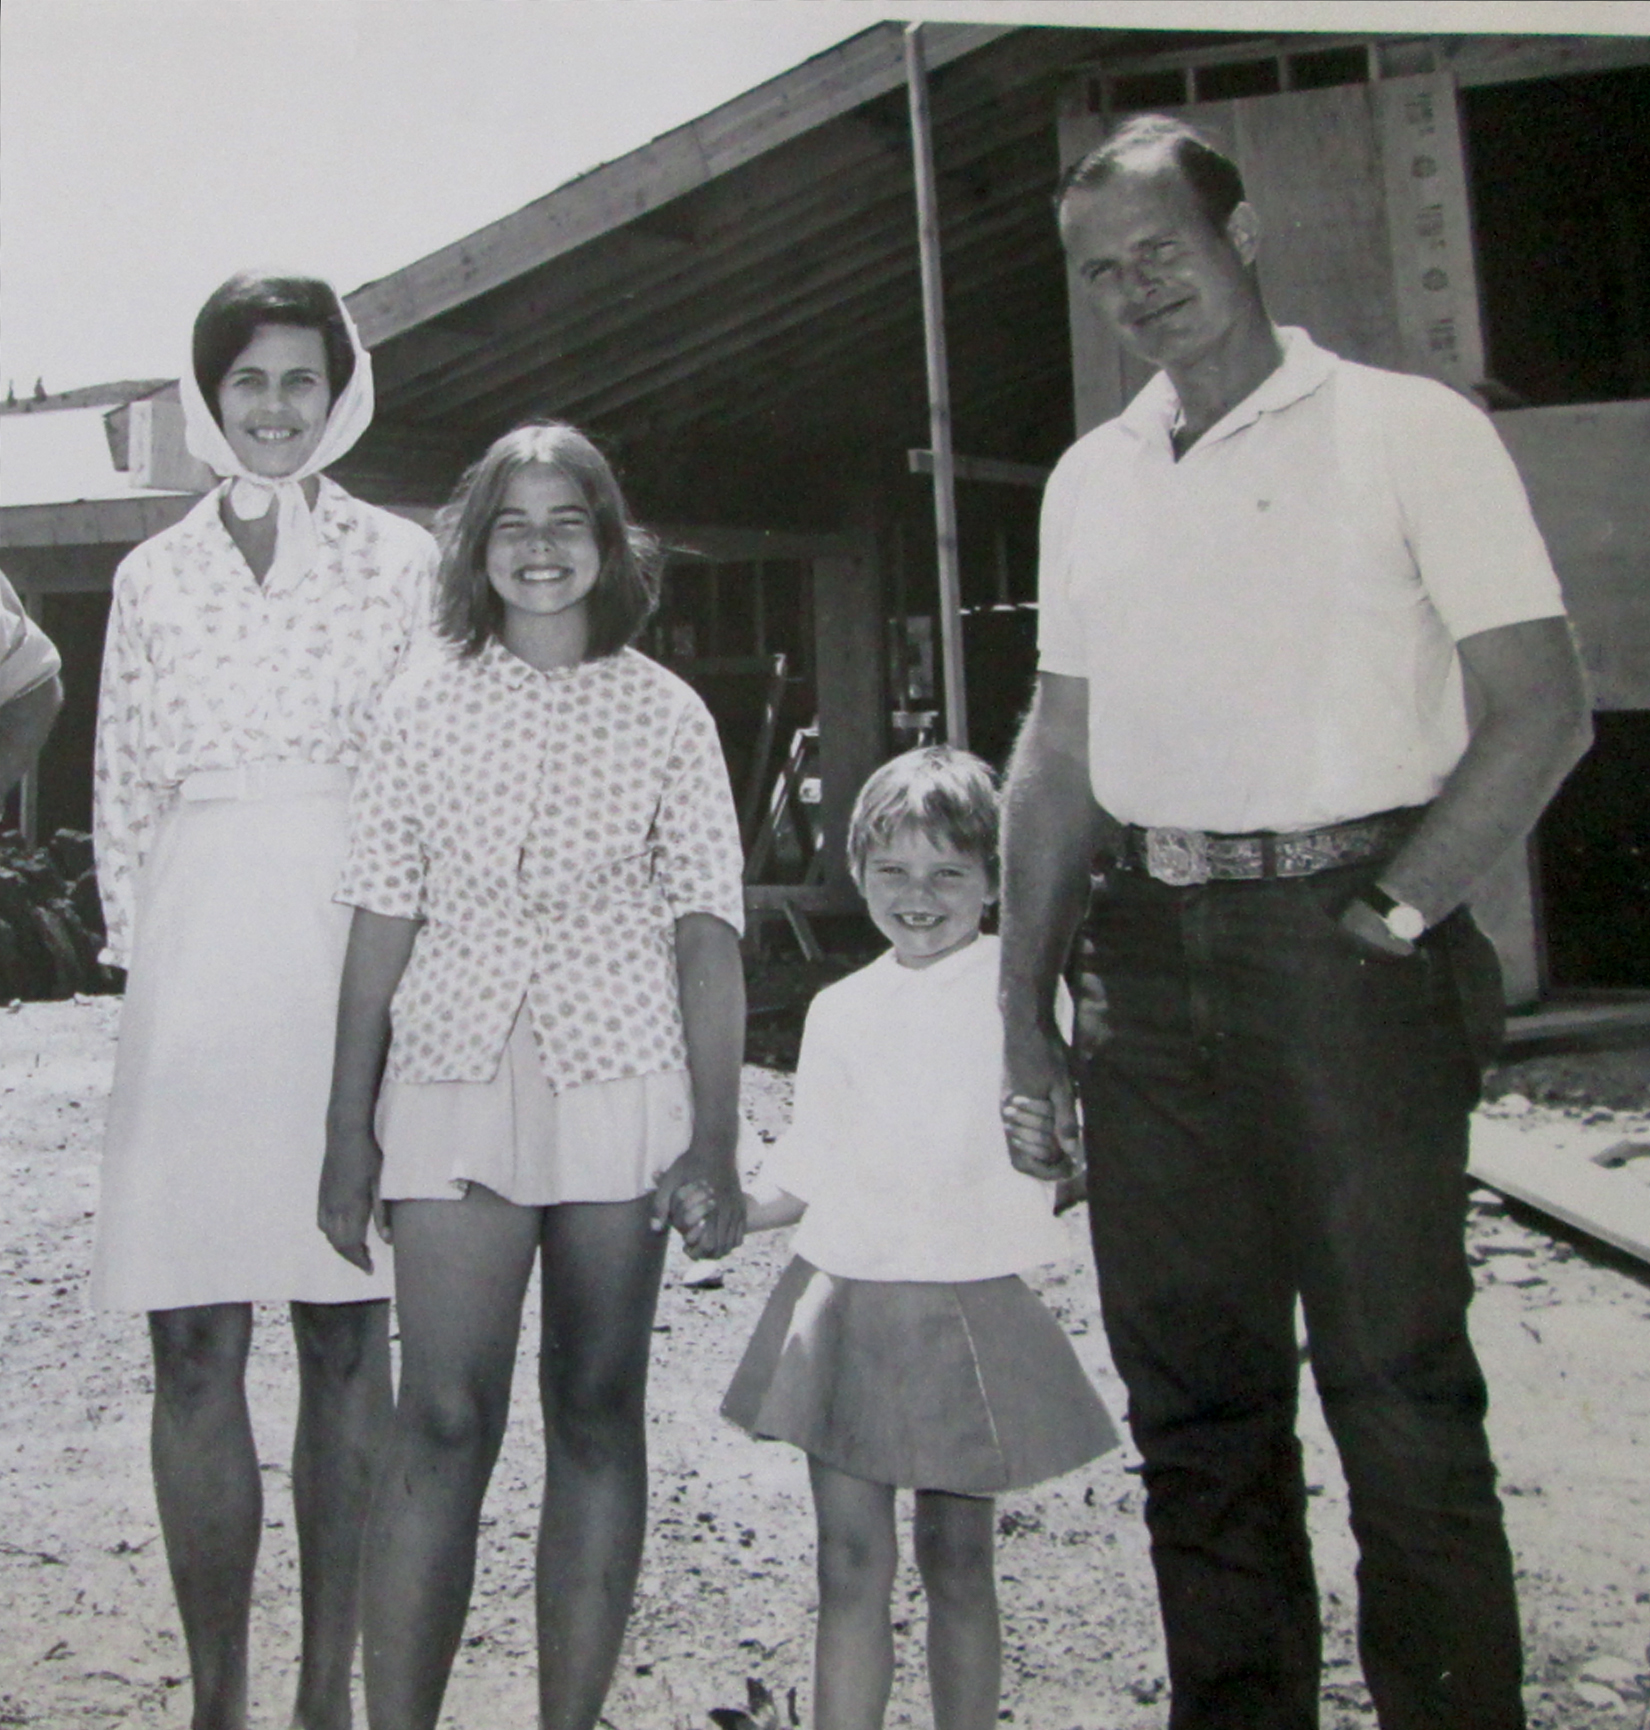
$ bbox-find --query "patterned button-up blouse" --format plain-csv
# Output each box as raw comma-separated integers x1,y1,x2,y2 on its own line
337,639,746,1089
94,478,438,967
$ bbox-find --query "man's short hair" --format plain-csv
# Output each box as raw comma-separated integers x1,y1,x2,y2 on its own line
846,746,1001,890
1057,113,1247,236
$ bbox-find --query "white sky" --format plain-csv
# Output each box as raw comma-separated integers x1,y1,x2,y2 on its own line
3,0,1647,396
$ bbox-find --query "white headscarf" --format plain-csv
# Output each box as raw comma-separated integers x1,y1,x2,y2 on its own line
180,282,375,591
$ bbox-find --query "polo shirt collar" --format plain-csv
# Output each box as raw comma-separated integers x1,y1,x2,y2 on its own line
1119,325,1334,453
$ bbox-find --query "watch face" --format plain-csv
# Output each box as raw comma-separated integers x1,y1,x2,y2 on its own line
1387,903,1427,943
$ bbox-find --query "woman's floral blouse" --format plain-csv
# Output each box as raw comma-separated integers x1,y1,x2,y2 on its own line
94,477,437,966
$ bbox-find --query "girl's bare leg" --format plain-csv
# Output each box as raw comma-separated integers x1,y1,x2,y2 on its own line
149,1302,259,1730
360,1188,541,1730
289,1298,392,1730
808,1459,899,1730
913,1490,1000,1730
535,1196,668,1730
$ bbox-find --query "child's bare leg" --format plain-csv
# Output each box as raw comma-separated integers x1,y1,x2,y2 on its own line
289,1297,392,1730
913,1490,1000,1730
535,1196,668,1730
360,1188,540,1730
809,1459,899,1730
149,1302,258,1730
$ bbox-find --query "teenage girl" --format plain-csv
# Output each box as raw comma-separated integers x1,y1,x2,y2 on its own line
318,421,748,1730
699,747,1117,1730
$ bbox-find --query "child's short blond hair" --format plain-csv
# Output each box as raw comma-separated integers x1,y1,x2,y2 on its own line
846,746,1000,891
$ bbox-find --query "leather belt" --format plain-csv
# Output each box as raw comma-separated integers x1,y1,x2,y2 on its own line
1120,808,1422,887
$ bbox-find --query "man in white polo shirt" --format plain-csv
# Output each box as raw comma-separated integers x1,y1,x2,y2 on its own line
998,116,1592,1730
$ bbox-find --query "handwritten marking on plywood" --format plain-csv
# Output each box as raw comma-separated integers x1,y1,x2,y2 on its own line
1376,73,1486,392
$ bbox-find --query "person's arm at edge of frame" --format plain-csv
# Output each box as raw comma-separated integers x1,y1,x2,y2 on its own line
0,675,63,802
1340,615,1593,954
998,670,1114,1179
651,910,748,1259
319,907,422,1274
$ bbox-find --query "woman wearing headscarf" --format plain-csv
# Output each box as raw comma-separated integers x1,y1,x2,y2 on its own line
91,271,436,1730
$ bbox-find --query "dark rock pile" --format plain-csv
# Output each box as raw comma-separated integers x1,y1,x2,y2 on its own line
0,830,117,1001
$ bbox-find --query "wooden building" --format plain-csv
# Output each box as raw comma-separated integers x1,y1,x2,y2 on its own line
3,22,1647,998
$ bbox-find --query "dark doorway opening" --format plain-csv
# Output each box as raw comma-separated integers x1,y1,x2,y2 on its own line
1536,711,1650,991
1463,64,1650,408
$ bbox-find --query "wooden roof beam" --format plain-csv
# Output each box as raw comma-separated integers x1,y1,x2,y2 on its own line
409,133,1063,434
370,31,1077,403
370,93,1024,410
346,21,1011,346
379,165,925,417
497,190,1060,432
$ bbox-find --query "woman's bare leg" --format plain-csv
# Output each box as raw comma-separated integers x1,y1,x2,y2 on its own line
913,1490,1000,1730
360,1189,541,1730
289,1298,392,1730
535,1196,668,1730
149,1302,259,1730
809,1459,899,1730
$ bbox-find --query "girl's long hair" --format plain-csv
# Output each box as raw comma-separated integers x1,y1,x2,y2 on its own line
434,422,662,659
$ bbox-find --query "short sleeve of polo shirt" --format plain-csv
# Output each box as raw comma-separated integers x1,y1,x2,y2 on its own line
1367,369,1566,642
336,674,428,919
652,693,746,934
1034,437,1103,680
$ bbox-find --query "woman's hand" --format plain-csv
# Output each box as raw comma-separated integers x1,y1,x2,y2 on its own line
318,1122,390,1274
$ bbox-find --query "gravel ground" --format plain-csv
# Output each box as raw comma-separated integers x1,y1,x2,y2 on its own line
1,998,1648,1728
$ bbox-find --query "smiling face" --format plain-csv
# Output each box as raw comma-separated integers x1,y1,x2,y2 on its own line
1059,163,1262,376
484,463,603,633
215,323,333,477
859,823,994,969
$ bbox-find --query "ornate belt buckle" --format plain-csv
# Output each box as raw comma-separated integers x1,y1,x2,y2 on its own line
1144,826,1211,886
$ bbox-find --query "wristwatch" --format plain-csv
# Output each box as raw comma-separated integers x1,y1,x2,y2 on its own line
1363,884,1427,944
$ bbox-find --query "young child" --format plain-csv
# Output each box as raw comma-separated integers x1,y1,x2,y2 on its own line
318,421,748,1730
705,747,1117,1730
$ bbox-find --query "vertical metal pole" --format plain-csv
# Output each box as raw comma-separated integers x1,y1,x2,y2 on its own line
904,22,968,749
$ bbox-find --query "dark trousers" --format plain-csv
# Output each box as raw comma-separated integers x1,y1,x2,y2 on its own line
1077,861,1524,1730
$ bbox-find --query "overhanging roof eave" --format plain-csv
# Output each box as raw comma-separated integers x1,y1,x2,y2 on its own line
343,20,1014,348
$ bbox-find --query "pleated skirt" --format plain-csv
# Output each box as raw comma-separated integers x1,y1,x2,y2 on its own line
722,1257,1118,1494
91,765,394,1312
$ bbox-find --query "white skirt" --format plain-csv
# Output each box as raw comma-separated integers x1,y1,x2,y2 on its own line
375,1000,693,1206
91,764,394,1312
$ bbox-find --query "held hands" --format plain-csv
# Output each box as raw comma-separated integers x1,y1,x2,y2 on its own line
1001,1022,1082,1184
318,1122,391,1275
651,1144,746,1261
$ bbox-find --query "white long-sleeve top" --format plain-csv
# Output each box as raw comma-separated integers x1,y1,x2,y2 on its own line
761,935,1070,1283
93,478,436,966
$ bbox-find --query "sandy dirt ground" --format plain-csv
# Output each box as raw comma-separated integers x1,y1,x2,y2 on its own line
2,997,1649,1729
